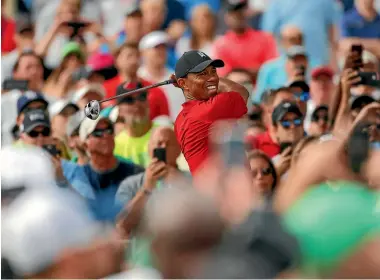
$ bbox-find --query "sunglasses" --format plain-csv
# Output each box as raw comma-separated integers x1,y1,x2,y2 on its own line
312,115,329,122
280,118,303,129
251,167,272,177
90,127,114,138
119,92,148,104
28,127,51,138
294,92,310,102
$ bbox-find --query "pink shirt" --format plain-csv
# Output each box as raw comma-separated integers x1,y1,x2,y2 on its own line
212,28,278,77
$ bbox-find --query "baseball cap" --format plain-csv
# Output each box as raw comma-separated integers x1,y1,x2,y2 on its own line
175,50,224,78
20,109,50,134
62,42,85,60
125,2,141,17
79,116,112,142
350,95,375,111
272,101,303,124
66,111,84,136
139,31,170,50
226,0,248,11
17,91,48,115
49,99,79,118
116,81,146,104
288,80,310,93
286,46,307,59
2,188,100,277
72,83,106,103
311,66,334,79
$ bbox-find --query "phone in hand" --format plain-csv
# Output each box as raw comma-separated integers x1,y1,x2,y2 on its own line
280,142,293,154
351,44,363,70
2,79,28,91
66,21,90,30
358,72,380,87
42,144,61,157
153,148,166,163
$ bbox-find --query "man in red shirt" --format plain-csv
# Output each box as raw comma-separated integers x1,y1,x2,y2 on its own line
103,42,169,120
173,51,249,174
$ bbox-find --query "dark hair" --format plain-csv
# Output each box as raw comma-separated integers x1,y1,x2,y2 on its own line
12,51,44,74
114,42,139,58
264,87,293,106
247,150,278,193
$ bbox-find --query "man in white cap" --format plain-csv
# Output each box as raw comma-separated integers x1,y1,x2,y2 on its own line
138,31,185,120
71,83,106,110
49,99,79,140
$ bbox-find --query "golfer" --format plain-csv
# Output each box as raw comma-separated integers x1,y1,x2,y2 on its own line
172,51,249,174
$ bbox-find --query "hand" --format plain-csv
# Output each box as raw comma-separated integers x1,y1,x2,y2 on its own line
341,68,361,95
144,158,168,190
274,147,292,176
170,74,180,88
51,154,65,181
353,102,380,125
53,18,72,36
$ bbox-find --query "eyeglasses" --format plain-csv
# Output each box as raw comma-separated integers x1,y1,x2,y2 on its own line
251,167,272,178
280,118,303,129
312,115,329,122
90,127,114,138
28,127,51,138
119,92,148,104
294,92,310,102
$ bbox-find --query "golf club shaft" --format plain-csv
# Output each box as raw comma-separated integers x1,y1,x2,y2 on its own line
99,79,175,104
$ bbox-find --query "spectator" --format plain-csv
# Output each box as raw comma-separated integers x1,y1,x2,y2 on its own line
173,51,248,174
261,0,341,70
103,42,170,119
1,19,35,83
43,42,86,99
179,0,221,21
15,109,71,188
138,32,185,120
248,150,277,196
271,101,305,178
113,4,143,47
213,0,278,77
254,25,304,103
48,99,79,140
2,91,48,146
66,111,88,165
225,68,254,103
113,82,156,168
175,4,218,57
1,0,16,54
63,116,144,222
72,83,105,110
340,0,380,58
308,105,330,136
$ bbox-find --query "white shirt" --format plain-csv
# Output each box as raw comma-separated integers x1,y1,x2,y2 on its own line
175,37,217,58
1,90,23,146
138,66,185,121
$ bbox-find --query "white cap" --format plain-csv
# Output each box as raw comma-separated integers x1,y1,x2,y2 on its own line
362,50,379,65
2,188,100,276
79,116,112,142
1,146,56,191
48,99,79,118
109,106,119,123
139,31,169,50
72,83,106,104
66,111,85,136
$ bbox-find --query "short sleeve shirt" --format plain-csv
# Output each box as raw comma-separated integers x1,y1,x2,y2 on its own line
174,92,247,174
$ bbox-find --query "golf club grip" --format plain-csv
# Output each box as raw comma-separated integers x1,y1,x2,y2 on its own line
99,79,175,104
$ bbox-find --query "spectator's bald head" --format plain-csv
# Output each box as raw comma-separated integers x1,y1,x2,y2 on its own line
149,126,180,166
280,25,303,50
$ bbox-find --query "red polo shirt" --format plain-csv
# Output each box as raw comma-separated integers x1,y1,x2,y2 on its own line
174,91,247,174
103,75,170,120
253,130,280,158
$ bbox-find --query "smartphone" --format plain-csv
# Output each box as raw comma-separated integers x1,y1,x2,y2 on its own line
42,144,61,157
2,79,28,91
351,44,363,70
358,72,380,87
280,142,293,154
347,122,370,173
153,148,166,163
66,21,89,30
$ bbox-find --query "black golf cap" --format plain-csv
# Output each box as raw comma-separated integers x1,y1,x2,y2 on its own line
226,0,248,11
175,51,224,79
272,101,303,125
350,95,375,111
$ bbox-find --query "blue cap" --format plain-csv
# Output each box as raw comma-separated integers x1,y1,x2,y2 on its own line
17,91,48,115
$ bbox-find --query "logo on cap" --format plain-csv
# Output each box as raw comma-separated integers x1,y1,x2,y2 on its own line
283,102,291,108
29,112,45,121
24,91,38,100
197,51,207,58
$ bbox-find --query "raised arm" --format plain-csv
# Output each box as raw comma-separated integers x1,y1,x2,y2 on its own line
218,77,250,104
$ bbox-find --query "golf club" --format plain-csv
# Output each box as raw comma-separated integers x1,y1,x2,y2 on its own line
84,79,175,120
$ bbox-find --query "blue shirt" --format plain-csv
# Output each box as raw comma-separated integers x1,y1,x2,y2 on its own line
62,159,144,222
254,56,288,103
340,8,380,38
178,0,220,20
162,0,186,29
261,0,342,68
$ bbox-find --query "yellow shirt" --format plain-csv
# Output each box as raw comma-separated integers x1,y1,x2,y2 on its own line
114,129,152,168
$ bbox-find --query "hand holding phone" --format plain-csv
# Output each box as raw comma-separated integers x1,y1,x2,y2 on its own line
42,144,61,157
153,148,167,163
351,44,363,70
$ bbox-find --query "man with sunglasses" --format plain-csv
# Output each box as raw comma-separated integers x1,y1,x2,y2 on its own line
172,50,249,175
63,116,144,222
308,105,330,136
114,82,156,168
271,101,305,178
